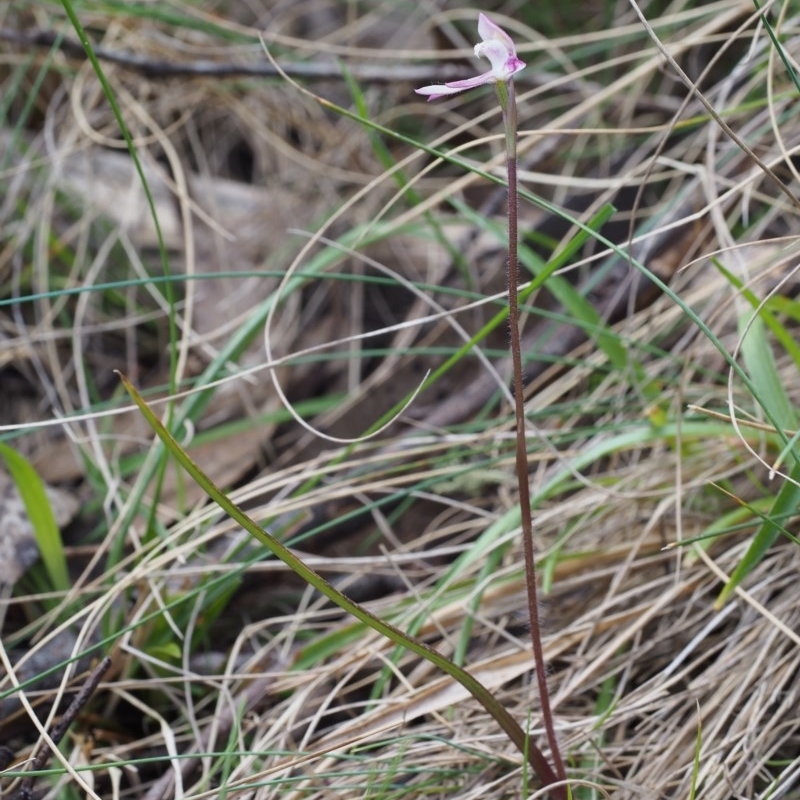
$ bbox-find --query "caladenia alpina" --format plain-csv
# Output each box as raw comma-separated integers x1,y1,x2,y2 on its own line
416,13,568,794
415,13,525,101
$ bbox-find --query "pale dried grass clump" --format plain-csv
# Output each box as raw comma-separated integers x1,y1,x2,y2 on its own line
122,400,799,800
544,486,800,797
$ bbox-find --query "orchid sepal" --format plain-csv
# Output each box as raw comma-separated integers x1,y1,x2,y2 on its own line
415,71,498,101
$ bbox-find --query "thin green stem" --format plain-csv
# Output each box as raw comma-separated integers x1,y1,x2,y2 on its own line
499,79,567,792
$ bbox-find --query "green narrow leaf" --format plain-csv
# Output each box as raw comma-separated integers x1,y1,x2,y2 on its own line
752,0,800,94
118,371,560,789
713,258,798,430
712,259,799,605
0,444,70,592
739,313,797,433
715,462,800,608
59,0,178,391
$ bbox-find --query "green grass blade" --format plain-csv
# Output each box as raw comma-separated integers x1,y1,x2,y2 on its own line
0,443,70,593
712,259,799,605
738,309,797,434
715,462,800,608
712,257,800,371
752,0,800,94
59,0,178,392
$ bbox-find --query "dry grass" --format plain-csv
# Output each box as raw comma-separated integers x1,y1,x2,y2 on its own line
1,1,800,798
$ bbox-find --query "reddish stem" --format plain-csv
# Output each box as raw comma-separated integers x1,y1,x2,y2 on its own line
500,80,567,795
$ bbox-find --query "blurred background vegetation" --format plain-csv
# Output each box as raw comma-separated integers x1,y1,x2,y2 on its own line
1,1,799,798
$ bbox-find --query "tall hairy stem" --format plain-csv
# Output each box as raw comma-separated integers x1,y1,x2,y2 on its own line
498,79,567,791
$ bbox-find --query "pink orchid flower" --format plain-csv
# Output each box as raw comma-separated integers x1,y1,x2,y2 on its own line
415,13,526,101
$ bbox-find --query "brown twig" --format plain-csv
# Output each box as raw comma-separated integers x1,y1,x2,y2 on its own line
13,656,112,800
0,27,474,83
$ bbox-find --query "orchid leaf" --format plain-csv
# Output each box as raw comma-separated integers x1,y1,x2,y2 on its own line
118,371,560,789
